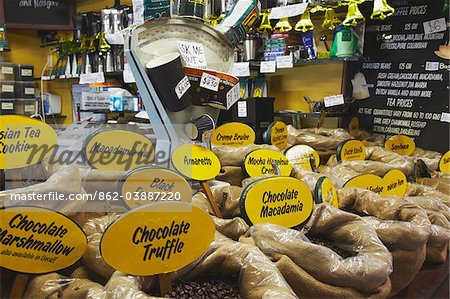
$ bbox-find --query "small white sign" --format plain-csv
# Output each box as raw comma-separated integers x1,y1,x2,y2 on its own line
105,33,125,45
269,3,308,20
237,101,247,118
425,61,440,71
135,110,150,120
175,76,191,99
232,62,250,77
1,67,13,75
260,61,276,73
200,72,220,92
25,88,35,95
123,70,136,83
226,83,241,109
177,41,207,69
2,85,14,93
441,112,450,123
423,17,447,35
79,72,105,84
81,91,110,110
324,94,345,108
276,55,293,69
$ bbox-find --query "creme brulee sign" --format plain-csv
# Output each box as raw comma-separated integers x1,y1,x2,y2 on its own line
0,206,87,274
211,122,255,147
100,202,215,276
0,115,58,169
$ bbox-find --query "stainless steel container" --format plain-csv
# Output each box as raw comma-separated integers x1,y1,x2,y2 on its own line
243,34,262,61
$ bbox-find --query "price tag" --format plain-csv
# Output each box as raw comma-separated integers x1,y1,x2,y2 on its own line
269,3,308,19
276,55,293,69
231,62,250,77
79,72,105,84
237,101,247,117
425,61,440,71
175,76,191,99
123,69,136,83
200,72,220,92
260,61,276,73
226,82,241,109
441,112,450,123
177,41,207,69
324,94,345,108
423,17,447,35
240,176,313,227
211,122,255,147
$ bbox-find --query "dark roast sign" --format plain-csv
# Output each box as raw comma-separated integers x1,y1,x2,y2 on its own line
343,0,449,153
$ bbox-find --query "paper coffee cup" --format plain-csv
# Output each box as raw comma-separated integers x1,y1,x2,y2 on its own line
185,114,215,140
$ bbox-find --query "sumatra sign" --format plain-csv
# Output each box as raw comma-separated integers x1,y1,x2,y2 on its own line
0,206,87,274
100,202,215,276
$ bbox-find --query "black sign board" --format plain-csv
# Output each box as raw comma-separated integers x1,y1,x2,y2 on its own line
0,0,75,30
343,0,449,153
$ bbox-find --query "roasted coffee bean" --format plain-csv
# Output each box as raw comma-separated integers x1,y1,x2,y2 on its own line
308,235,355,259
163,278,242,299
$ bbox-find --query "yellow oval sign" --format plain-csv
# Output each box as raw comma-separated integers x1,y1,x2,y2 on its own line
349,117,359,137
243,149,292,178
439,151,450,173
265,121,288,150
343,174,387,196
383,169,407,197
0,206,87,274
314,177,338,208
385,135,416,156
119,167,192,209
83,129,154,171
0,115,58,169
211,122,255,147
100,202,215,276
240,177,314,227
337,139,366,162
284,145,320,170
171,144,221,181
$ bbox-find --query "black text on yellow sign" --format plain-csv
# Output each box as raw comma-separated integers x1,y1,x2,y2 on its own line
439,151,450,173
343,174,388,196
0,206,87,274
0,115,58,169
385,135,416,156
242,149,292,178
239,177,314,228
383,169,407,197
337,139,366,162
83,129,155,172
119,167,192,209
313,177,339,208
211,122,255,147
100,202,215,276
265,121,288,150
284,145,320,171
171,144,221,181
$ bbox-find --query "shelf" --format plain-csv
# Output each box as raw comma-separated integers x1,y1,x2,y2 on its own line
40,71,126,81
250,56,362,70
79,109,142,113
0,48,11,52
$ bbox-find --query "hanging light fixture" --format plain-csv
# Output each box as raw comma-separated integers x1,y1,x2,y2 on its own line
322,8,341,30
274,17,292,32
342,2,365,26
371,0,395,20
295,10,314,32
258,10,273,34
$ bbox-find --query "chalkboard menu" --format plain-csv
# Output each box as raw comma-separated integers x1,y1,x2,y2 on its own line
0,0,75,30
344,0,449,153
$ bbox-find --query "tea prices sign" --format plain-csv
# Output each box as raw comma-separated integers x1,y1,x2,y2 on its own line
439,151,450,173
265,121,288,150
343,174,387,196
385,135,416,156
337,140,366,162
100,202,215,276
383,169,408,197
0,115,58,169
243,149,292,178
284,145,320,171
119,167,193,210
313,177,339,208
83,129,154,171
240,177,314,227
211,122,255,147
171,144,221,181
0,206,87,274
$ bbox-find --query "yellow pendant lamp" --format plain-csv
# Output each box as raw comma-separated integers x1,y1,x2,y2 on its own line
258,10,273,34
371,0,395,20
295,10,314,32
274,17,292,32
322,8,341,30
342,3,365,26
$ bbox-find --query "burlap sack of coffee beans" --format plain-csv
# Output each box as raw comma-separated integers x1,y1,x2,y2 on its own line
242,204,392,298
362,216,429,296
406,182,450,207
212,144,280,167
216,166,245,186
338,188,449,263
287,125,352,151
418,175,450,196
409,148,442,171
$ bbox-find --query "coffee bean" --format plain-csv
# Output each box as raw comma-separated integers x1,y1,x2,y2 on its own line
162,278,242,298
308,235,355,259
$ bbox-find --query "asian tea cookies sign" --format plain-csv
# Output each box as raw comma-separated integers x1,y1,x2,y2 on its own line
100,202,215,276
0,207,87,274
240,177,313,227
0,115,58,169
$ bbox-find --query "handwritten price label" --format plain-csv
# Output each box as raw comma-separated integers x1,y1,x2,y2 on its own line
200,72,220,92
324,94,345,108
423,18,447,35
260,61,276,73
232,62,250,77
175,76,191,99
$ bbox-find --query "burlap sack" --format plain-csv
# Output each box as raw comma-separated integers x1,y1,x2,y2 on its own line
287,125,352,151
362,216,428,296
352,130,385,147
291,166,327,191
338,188,449,263
410,148,442,171
406,182,450,207
212,144,280,167
242,204,392,298
418,176,450,195
216,166,244,186
80,169,125,194
320,164,362,189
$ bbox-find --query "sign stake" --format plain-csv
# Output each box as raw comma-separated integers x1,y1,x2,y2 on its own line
200,181,222,218
159,273,173,296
